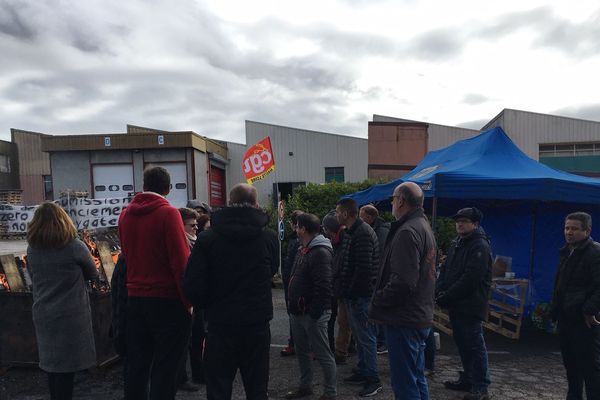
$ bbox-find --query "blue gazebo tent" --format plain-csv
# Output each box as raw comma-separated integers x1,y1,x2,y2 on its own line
347,127,600,306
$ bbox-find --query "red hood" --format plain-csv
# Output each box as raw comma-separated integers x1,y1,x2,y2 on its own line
126,192,170,216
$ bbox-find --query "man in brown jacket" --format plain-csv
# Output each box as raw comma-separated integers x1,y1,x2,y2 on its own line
369,182,437,400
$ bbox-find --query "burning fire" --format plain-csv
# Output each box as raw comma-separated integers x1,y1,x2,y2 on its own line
0,273,9,291
81,232,110,292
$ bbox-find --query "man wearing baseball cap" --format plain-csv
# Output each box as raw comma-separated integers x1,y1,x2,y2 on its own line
436,207,492,400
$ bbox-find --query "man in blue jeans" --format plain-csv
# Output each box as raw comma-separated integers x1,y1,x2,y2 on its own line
369,182,437,400
436,207,492,400
336,198,382,397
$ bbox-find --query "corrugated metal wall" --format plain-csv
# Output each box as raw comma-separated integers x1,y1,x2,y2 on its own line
244,121,368,205
51,151,91,197
493,109,600,160
0,140,20,190
11,130,51,205
226,142,247,193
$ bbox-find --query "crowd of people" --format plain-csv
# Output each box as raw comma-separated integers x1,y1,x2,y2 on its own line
24,166,600,400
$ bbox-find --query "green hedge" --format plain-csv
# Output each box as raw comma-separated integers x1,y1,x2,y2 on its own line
266,180,456,259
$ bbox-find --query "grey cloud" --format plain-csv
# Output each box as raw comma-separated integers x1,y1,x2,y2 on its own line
552,104,600,122
0,0,379,142
477,6,600,57
462,94,490,105
408,29,465,61
478,7,554,38
0,1,36,39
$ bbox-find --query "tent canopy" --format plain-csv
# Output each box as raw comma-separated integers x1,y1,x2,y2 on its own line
349,127,600,205
347,127,600,307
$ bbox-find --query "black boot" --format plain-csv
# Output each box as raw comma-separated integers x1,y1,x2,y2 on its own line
444,371,471,392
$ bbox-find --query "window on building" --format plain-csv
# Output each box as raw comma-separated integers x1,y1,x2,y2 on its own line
325,167,345,183
575,143,594,156
43,175,53,201
0,155,10,173
540,142,600,157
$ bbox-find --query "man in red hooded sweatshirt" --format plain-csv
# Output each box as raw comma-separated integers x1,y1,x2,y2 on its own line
118,166,192,400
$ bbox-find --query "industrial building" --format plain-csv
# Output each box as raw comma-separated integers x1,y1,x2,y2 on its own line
10,126,228,207
368,109,600,180
4,108,600,207
228,121,368,207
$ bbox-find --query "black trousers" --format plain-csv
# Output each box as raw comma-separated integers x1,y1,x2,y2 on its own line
177,310,206,384
205,322,271,400
48,372,75,400
558,320,600,400
125,297,191,400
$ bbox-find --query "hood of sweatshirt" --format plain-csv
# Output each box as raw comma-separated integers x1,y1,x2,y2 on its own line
125,192,170,216
307,234,333,250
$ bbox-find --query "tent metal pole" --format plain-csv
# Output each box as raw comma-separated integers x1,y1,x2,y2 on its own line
528,207,537,283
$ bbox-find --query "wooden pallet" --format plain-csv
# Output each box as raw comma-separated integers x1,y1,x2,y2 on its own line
0,191,23,205
58,190,89,199
433,278,529,340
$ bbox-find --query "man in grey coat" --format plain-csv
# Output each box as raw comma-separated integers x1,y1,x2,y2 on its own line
369,182,437,400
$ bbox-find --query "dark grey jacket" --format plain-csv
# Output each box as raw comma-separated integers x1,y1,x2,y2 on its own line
436,227,493,321
372,218,390,257
288,235,333,319
338,218,379,299
28,238,98,372
552,237,600,322
369,208,437,329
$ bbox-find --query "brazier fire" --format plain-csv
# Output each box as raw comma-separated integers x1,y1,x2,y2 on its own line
0,232,120,367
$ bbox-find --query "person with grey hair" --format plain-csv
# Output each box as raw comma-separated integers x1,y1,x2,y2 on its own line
183,183,278,400
551,211,600,400
369,182,437,400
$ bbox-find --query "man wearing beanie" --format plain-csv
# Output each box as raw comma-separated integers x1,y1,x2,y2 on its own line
436,207,492,400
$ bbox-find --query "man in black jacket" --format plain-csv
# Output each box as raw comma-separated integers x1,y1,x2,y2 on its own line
436,207,492,400
551,212,600,400
369,182,436,400
183,184,278,400
336,198,381,397
360,204,391,354
285,213,337,400
281,210,304,357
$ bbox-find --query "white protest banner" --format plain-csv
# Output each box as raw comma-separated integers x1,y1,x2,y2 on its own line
0,204,38,233
58,197,132,230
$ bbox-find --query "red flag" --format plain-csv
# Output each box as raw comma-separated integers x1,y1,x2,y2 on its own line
242,136,276,184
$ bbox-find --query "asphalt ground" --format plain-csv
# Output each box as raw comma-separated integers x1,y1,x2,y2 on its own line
1,288,569,400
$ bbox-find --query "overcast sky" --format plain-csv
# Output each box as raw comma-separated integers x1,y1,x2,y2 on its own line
1,0,600,143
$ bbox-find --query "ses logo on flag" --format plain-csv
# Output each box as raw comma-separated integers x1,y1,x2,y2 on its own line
243,136,276,184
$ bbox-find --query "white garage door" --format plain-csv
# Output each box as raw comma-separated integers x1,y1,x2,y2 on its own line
146,163,188,208
92,164,134,199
